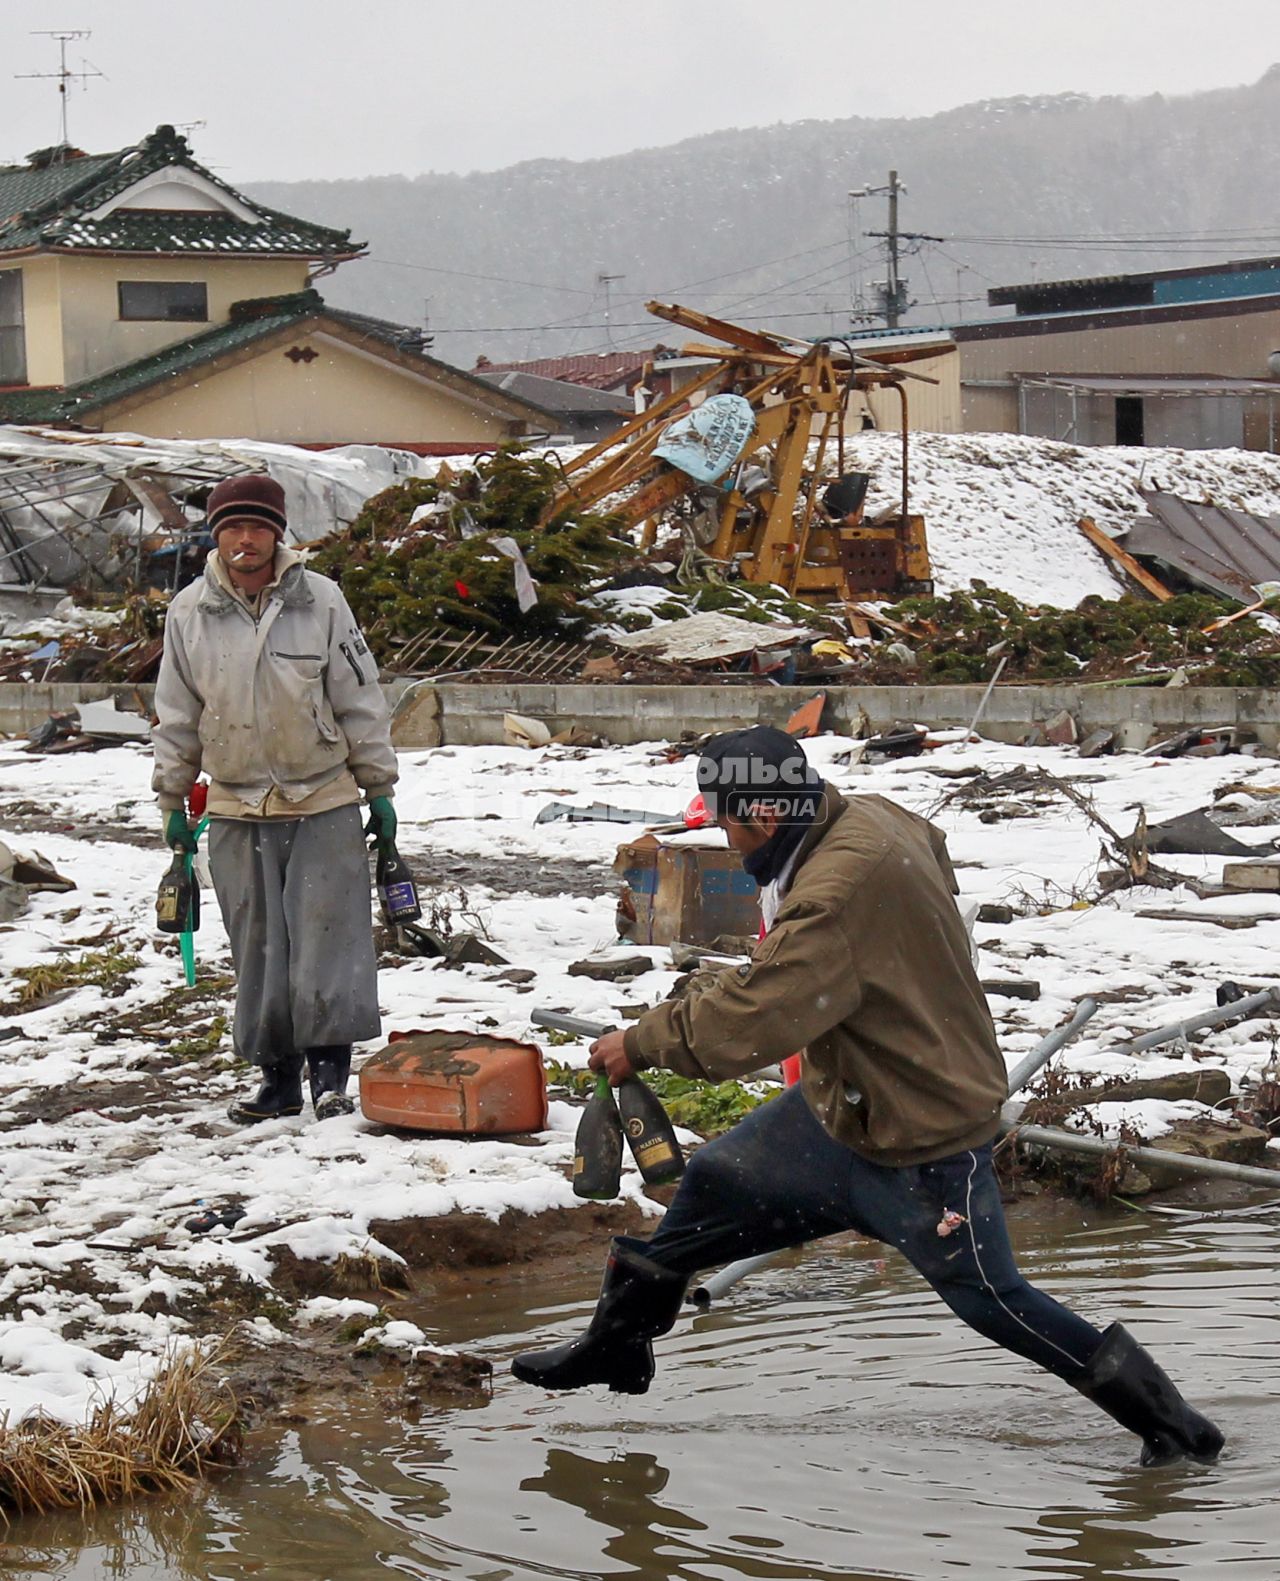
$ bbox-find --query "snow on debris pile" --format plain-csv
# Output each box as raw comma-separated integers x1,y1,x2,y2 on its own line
836,432,1280,607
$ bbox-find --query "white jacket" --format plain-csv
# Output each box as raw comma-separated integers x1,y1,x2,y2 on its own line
151,557,398,810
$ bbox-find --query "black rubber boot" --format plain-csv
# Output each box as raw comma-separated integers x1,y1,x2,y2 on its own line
227,1059,304,1125
511,1238,687,1395
306,1045,355,1120
1073,1323,1224,1466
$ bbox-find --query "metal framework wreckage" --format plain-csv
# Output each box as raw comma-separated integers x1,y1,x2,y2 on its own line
546,302,937,601
0,429,251,599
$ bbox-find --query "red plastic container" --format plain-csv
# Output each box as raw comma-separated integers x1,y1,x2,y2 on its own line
359,1030,548,1135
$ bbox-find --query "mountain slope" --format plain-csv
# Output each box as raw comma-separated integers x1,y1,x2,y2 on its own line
247,69,1280,366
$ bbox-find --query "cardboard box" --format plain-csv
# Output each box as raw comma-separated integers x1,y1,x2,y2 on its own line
614,832,760,947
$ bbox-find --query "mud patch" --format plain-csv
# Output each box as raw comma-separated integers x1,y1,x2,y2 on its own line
369,1200,664,1288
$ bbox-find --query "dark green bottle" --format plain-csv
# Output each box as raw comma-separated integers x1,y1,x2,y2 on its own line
573,1073,623,1200
156,849,198,935
376,842,422,924
618,1078,685,1185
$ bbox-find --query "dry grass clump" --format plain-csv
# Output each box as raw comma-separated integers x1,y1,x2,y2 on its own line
0,1342,242,1518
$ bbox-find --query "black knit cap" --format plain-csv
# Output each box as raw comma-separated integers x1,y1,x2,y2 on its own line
697,725,824,823
206,474,288,539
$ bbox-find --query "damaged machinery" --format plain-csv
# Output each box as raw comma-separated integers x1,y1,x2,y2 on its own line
542,303,935,602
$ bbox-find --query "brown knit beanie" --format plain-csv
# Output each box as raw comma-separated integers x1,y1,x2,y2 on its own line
206,474,288,539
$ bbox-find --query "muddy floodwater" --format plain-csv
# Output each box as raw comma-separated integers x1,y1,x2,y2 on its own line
5,1197,1277,1581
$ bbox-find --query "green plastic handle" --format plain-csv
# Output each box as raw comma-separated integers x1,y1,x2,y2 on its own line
178,815,211,987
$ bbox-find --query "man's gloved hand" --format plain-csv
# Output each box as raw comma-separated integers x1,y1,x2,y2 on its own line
164,809,198,853
364,795,397,853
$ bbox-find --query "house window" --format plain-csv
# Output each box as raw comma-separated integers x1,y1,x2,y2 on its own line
117,281,208,322
0,270,26,384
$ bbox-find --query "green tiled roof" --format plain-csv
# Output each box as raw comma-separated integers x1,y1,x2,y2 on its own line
0,125,359,260
0,291,555,430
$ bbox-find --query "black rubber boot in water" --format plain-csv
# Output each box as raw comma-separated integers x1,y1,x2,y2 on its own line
1073,1323,1224,1467
511,1238,687,1395
227,1059,304,1125
306,1045,355,1120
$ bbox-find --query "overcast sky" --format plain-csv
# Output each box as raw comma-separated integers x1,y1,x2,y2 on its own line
2,0,1276,182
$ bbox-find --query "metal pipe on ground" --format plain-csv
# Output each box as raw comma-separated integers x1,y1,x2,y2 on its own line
1008,1124,1280,1190
1005,997,1098,1096
1115,987,1280,1055
531,1010,608,1040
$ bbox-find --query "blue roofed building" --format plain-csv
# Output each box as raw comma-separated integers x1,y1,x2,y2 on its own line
953,256,1280,449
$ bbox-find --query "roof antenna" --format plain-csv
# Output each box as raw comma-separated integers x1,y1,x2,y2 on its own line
15,30,104,150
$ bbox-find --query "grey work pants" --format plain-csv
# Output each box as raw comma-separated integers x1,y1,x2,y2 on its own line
208,805,381,1065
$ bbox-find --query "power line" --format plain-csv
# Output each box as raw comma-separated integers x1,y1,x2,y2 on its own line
433,305,912,336
368,257,595,295
367,234,853,307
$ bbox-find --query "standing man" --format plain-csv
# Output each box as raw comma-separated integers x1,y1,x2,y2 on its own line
513,727,1224,1468
152,474,399,1124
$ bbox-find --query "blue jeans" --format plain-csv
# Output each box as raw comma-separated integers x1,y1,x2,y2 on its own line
638,1085,1103,1382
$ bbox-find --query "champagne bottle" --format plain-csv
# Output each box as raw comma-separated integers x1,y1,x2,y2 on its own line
156,849,198,935
375,841,422,925
572,1073,623,1200
618,1077,685,1185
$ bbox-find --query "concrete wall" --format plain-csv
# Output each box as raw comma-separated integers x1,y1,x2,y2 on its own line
398,681,1280,748
110,330,522,447
4,680,1272,748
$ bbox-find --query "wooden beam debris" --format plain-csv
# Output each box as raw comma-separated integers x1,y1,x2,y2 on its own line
1078,516,1174,602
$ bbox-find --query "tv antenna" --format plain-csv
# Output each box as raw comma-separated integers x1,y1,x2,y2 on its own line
597,272,625,348
16,30,104,148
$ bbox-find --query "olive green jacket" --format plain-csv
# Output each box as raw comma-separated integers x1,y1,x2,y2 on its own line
623,784,1008,1166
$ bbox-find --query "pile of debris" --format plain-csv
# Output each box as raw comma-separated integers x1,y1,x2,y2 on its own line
307,448,632,651
853,580,1280,687
5,425,1280,691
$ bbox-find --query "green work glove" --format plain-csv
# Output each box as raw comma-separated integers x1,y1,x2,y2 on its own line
364,795,397,853
164,808,198,854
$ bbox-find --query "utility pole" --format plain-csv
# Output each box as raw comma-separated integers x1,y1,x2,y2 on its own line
15,31,103,148
864,169,943,329
887,169,902,327
597,272,625,349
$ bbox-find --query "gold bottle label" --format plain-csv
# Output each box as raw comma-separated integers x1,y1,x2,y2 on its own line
633,1138,675,1165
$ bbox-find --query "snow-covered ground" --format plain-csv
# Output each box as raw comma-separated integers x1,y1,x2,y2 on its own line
1,729,1279,1425
840,432,1280,606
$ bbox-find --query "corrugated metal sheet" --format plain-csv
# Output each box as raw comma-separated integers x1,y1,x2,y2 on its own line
1124,491,1280,600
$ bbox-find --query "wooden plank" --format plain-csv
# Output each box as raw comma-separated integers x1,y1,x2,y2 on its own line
644,301,800,358
1078,516,1174,601
1136,908,1267,930
844,600,920,638
1203,595,1269,634
1222,860,1280,892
